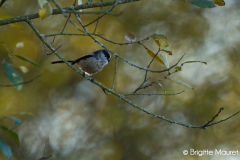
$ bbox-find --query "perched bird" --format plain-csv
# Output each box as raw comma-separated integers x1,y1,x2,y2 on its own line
51,49,111,75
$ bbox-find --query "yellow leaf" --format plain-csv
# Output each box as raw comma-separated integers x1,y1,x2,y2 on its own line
39,8,48,20
162,49,172,55
152,34,169,48
213,0,225,6
38,2,52,20
143,45,165,65
0,15,23,30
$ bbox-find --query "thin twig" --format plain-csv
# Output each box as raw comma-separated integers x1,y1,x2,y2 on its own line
60,0,77,33
52,0,84,33
84,3,116,27
123,91,185,96
203,109,240,127
47,44,62,55
44,32,102,37
111,56,118,90
133,46,161,93
201,107,224,128
38,138,52,160
93,6,103,33
0,74,41,87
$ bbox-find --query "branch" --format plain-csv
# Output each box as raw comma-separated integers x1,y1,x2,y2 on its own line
0,0,139,26
28,19,240,129
201,108,240,128
201,107,224,128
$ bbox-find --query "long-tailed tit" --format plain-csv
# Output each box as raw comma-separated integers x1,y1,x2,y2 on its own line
51,49,111,75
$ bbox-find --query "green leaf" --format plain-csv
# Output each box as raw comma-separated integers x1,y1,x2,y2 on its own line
152,34,169,48
3,61,23,90
190,0,216,8
0,140,12,159
0,126,20,146
168,77,194,90
12,55,41,69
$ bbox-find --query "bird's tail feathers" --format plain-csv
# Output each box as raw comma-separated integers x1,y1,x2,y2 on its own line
51,60,75,64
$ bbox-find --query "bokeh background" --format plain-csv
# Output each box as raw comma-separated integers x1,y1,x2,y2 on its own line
0,0,240,159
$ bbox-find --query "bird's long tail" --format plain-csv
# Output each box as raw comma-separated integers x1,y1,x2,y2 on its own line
51,61,75,64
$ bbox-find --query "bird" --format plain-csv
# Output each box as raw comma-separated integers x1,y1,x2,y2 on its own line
51,49,111,75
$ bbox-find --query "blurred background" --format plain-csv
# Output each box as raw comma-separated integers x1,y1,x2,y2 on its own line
0,0,240,159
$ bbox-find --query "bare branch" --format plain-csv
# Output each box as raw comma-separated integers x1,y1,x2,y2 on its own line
201,107,224,129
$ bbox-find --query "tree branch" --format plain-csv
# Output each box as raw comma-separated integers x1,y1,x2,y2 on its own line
0,0,139,26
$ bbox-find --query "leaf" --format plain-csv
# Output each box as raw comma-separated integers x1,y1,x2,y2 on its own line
159,52,169,68
16,42,24,48
143,45,165,65
213,0,225,6
38,0,52,20
12,55,41,69
152,34,169,48
5,116,21,124
14,112,34,116
19,66,29,73
161,49,172,55
3,61,23,90
157,82,166,93
182,61,207,66
0,15,23,29
0,41,11,53
125,32,137,42
190,0,216,8
38,0,47,7
0,126,20,146
168,77,194,90
0,140,12,159
174,66,182,72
